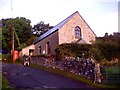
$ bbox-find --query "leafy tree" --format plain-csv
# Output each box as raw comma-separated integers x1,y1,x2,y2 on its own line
26,35,37,46
90,33,120,62
2,18,11,50
1,17,33,51
32,21,53,36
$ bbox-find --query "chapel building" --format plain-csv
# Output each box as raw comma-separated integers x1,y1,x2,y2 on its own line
32,11,96,55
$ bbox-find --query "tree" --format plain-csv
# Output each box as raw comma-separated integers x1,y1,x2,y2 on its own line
90,32,120,62
32,21,53,36
2,18,11,50
1,17,33,51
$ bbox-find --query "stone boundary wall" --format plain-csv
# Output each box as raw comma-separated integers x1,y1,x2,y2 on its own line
30,56,46,66
30,56,101,83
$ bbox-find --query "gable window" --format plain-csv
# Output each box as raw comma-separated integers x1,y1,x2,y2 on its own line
75,26,81,38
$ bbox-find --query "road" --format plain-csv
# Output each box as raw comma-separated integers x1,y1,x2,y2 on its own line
2,63,92,89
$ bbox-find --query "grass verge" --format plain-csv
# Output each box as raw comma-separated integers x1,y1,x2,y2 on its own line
0,74,12,89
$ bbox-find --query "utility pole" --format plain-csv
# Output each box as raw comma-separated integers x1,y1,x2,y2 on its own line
11,0,14,62
11,19,14,52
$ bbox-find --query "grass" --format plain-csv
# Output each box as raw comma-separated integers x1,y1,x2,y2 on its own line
1,54,11,62
106,67,120,74
0,54,7,59
0,74,2,89
30,64,115,88
0,54,14,89
0,74,12,89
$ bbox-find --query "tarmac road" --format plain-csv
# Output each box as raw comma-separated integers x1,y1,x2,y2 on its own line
2,63,92,89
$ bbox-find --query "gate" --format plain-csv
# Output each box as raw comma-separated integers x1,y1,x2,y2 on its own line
101,66,120,83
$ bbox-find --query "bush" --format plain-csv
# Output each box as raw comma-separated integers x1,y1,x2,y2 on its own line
2,54,23,63
15,57,23,63
2,54,12,63
55,43,91,60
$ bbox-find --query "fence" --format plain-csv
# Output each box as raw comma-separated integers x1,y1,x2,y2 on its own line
101,66,120,84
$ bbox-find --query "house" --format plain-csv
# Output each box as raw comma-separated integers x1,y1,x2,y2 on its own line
19,44,35,57
33,11,96,55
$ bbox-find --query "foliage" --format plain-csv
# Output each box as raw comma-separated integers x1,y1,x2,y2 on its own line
55,43,91,59
26,35,37,45
32,21,53,36
1,74,13,89
2,54,12,63
1,17,33,50
106,67,120,74
90,33,120,62
1,75,8,88
55,32,120,64
100,59,118,66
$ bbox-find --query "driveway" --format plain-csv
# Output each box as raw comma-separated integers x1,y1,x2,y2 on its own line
2,63,92,89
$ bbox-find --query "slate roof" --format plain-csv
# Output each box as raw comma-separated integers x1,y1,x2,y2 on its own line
33,11,78,44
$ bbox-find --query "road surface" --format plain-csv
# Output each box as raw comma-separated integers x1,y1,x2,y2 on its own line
2,63,92,89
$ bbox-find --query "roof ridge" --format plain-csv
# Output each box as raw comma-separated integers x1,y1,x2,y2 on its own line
34,11,78,44
54,11,78,26
76,12,97,37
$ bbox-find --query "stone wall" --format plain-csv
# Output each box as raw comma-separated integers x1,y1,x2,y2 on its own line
30,56,46,66
30,56,101,83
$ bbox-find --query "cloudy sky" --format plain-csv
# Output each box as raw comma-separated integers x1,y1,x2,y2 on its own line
0,0,119,36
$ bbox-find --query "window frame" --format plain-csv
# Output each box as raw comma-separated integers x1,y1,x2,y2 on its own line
75,26,81,38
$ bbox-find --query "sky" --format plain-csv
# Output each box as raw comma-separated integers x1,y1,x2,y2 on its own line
0,0,119,37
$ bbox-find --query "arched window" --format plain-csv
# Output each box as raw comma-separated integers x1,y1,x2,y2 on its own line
75,26,81,38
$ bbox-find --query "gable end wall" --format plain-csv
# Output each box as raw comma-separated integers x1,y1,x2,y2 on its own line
58,13,96,44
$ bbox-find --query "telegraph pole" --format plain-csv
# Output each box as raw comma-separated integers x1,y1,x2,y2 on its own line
11,0,14,61
11,19,14,52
